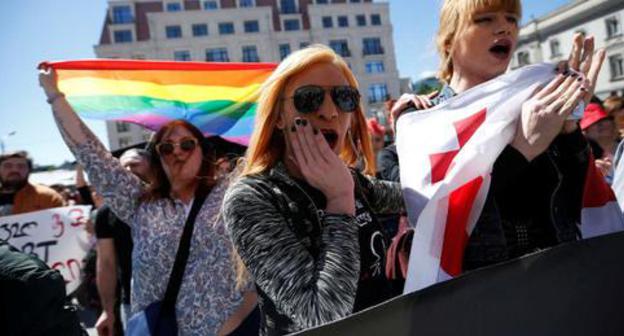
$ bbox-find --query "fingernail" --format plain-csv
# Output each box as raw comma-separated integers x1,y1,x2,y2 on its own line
577,77,583,82
291,125,296,132
295,118,302,126
313,128,318,135
580,87,587,92
563,70,570,76
301,119,308,127
571,73,578,77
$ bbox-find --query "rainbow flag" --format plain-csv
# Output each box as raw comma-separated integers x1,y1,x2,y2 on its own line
42,60,277,146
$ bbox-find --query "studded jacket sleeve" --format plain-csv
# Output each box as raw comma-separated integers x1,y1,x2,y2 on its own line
223,175,361,331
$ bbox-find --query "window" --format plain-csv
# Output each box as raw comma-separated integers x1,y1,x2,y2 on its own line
322,16,333,28
174,50,191,61
365,61,385,74
606,16,621,39
192,24,208,36
279,43,291,60
550,39,561,58
350,0,361,2
166,2,182,11
363,38,383,55
368,84,388,103
166,25,182,38
284,19,300,31
338,16,349,28
244,20,260,33
113,30,133,43
316,0,328,4
239,0,254,7
116,122,130,133
118,137,131,148
112,6,133,24
280,0,297,14
300,42,310,49
219,22,235,35
517,51,530,66
206,48,230,62
356,15,366,27
609,54,624,80
242,46,260,62
203,0,218,10
371,14,381,26
329,40,351,57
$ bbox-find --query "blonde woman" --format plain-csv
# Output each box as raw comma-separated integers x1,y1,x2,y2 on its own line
392,0,605,271
223,45,404,335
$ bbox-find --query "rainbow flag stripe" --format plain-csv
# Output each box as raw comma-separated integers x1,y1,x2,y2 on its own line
43,60,277,146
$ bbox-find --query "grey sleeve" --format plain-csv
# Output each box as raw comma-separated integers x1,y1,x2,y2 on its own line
223,178,361,330
361,175,404,215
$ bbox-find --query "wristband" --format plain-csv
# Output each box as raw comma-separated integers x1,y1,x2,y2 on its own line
46,92,65,104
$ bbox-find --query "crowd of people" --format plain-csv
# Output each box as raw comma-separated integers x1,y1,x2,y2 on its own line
2,0,624,335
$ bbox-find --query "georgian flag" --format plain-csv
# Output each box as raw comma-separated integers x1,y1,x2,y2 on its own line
397,63,624,294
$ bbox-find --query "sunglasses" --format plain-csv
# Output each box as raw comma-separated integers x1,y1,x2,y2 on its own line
285,85,361,114
156,138,198,156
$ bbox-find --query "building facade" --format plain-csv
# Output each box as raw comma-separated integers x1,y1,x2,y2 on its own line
94,0,400,150
513,0,624,99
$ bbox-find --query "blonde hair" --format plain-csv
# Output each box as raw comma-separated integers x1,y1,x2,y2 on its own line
604,96,624,116
436,0,522,83
234,44,376,288
242,44,375,177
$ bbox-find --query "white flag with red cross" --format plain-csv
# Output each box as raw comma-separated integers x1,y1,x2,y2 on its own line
397,63,624,294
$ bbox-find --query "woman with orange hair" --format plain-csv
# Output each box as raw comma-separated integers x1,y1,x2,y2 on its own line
223,45,403,335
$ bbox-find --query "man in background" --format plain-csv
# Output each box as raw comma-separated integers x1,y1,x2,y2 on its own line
0,151,64,216
95,149,152,336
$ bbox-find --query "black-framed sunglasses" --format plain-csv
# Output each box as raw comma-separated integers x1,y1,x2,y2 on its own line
284,85,361,114
156,138,198,156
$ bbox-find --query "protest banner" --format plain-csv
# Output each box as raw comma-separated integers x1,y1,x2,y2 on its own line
296,232,624,336
0,205,92,294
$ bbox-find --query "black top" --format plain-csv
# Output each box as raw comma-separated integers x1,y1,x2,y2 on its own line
294,175,393,312
94,205,133,304
0,193,15,217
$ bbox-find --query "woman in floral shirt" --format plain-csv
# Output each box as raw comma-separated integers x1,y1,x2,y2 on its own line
38,68,257,336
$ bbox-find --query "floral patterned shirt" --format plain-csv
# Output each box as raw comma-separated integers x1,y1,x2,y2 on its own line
69,138,246,336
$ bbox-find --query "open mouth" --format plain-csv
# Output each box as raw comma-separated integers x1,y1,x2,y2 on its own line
489,39,512,60
321,129,338,149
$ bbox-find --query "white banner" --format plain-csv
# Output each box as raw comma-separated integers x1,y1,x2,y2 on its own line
0,205,92,294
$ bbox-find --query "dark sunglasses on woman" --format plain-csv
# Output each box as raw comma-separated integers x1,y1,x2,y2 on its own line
285,85,361,114
156,138,198,156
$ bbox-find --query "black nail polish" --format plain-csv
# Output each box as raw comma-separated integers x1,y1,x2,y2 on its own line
577,77,583,82
301,119,308,127
295,119,302,126
291,125,296,132
563,70,570,76
313,128,318,135
580,87,587,92
571,72,578,77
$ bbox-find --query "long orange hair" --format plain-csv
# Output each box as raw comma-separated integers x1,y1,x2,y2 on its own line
241,44,375,177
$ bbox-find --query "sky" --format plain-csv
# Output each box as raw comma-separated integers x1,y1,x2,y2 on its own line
0,0,571,166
